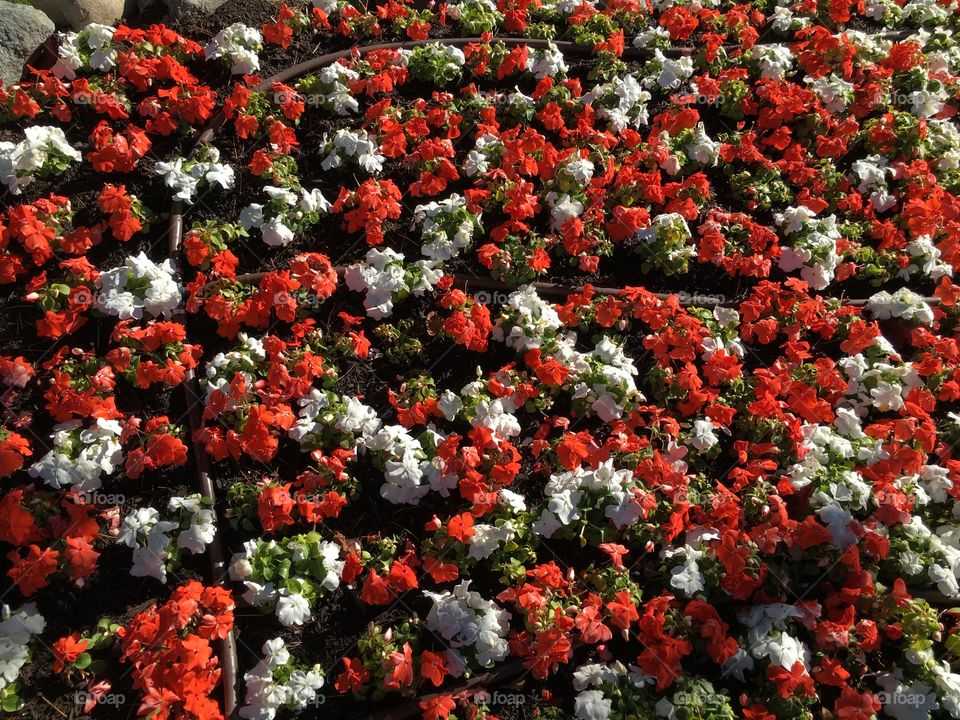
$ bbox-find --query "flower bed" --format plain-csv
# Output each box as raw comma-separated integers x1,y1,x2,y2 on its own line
2,1,960,719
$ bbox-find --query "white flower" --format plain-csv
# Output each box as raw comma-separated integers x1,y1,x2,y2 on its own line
423,581,511,667
575,690,613,720
755,44,794,80
0,603,45,690
0,127,82,194
205,23,263,75
276,593,312,626
650,51,693,89
155,148,234,203
95,252,181,320
262,217,296,247
930,564,960,597
751,631,808,670
876,673,937,720
690,419,719,451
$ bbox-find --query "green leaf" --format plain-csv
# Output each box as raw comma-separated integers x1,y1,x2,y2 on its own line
74,652,92,670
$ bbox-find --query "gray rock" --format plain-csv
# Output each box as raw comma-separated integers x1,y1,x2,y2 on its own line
0,1,54,85
29,0,125,30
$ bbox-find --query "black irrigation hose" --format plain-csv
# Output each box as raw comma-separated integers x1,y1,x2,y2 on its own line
165,32,941,719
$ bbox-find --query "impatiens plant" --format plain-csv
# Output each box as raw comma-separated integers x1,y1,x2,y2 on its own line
0,127,82,195
229,532,345,626
117,494,216,582
344,247,444,319
155,145,235,203
0,603,45,712
239,638,325,720
205,23,264,75
94,252,181,319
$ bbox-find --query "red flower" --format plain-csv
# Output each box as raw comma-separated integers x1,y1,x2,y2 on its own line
7,544,59,595
335,657,371,694
52,633,89,673
258,484,295,533
419,650,448,686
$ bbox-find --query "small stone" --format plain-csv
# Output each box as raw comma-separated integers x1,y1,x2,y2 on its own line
0,0,55,85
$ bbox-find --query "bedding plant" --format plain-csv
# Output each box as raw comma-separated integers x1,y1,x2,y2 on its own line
2,0,960,718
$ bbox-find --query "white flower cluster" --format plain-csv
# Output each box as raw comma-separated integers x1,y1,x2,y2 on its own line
787,417,882,548
902,234,953,280
850,154,896,212
155,146,235,203
307,63,361,115
526,43,567,79
867,288,935,325
492,288,644,419
95,252,181,320
240,185,330,247
400,43,466,71
663,531,721,598
229,535,345,626
0,603,45,697
29,418,123,492
583,75,652,132
319,129,384,174
807,73,855,112
644,50,694,91
205,23,264,75
458,378,522,438
755,44,795,80
289,391,382,449
240,638,325,720
413,194,482,261
423,581,511,667
681,123,721,168
368,424,454,504
896,515,960,597
344,248,444,320
0,126,82,195
462,132,503,177
776,206,841,290
545,190,584,230
493,285,564,352
839,350,921,415
117,495,217,583
636,213,695,267
722,604,810,682
929,118,960,173
204,333,267,405
53,23,116,79
698,306,745,361
533,460,645,537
